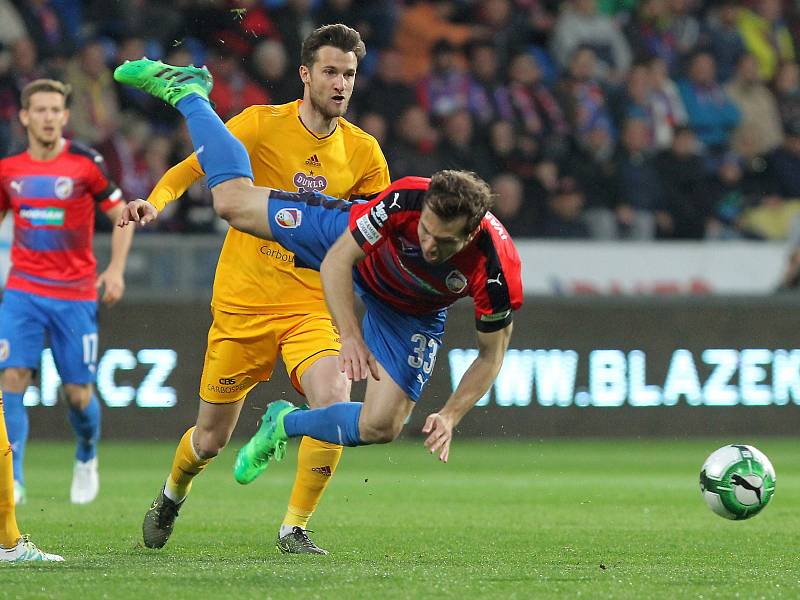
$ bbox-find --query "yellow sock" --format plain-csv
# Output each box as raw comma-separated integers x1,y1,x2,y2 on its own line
0,392,21,547
283,437,343,529
165,427,211,502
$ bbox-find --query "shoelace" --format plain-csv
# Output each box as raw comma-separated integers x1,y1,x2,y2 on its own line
291,527,319,550
156,496,181,529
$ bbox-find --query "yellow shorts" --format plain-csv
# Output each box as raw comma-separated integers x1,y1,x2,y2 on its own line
200,308,340,403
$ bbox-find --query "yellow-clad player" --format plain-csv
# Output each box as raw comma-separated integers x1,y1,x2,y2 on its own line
0,392,63,562
125,25,390,554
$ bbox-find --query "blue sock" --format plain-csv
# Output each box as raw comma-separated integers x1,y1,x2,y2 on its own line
284,402,365,447
68,395,100,462
175,95,253,188
2,391,27,485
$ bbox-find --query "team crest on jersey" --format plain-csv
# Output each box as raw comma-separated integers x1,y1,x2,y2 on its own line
0,339,8,362
275,208,302,228
54,176,74,200
293,172,327,192
445,270,468,294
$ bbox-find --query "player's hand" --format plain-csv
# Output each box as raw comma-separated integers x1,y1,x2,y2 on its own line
338,335,380,381
96,267,125,307
118,199,158,227
422,412,454,463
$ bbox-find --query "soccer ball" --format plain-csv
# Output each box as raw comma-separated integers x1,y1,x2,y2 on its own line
699,444,776,520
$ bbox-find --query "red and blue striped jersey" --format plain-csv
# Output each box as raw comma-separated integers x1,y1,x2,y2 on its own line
0,140,122,300
349,177,523,331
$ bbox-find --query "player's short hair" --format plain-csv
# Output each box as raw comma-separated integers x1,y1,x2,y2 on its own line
301,24,366,67
424,170,494,234
20,79,71,109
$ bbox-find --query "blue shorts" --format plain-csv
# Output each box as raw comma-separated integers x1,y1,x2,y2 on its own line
0,289,98,384
268,191,446,400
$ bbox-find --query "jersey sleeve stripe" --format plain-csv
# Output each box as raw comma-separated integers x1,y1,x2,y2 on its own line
94,184,122,203
475,230,514,332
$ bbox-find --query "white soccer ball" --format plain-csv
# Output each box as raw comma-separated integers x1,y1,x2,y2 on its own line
699,444,776,520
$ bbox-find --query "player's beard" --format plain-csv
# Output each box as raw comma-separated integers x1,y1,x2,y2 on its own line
309,88,349,121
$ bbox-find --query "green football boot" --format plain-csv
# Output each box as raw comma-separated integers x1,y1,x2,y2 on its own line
113,58,213,106
233,400,297,485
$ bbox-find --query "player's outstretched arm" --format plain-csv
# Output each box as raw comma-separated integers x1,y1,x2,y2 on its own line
320,231,379,382
423,323,513,462
118,199,159,227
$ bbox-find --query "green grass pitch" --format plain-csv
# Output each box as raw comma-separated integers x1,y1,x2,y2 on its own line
2,438,799,599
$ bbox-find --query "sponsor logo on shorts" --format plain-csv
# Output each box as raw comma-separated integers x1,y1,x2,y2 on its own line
275,207,302,228
293,172,327,192
206,381,248,395
480,310,511,322
311,465,332,476
445,270,468,294
0,339,9,362
259,246,294,262
218,378,236,385
54,176,74,200
356,214,381,245
19,206,65,226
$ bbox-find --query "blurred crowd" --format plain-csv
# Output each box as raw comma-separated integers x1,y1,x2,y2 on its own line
4,0,800,239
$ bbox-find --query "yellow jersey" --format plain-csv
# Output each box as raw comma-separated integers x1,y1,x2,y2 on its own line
148,100,390,314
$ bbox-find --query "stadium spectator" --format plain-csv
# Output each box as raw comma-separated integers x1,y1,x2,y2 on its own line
490,172,538,237
472,0,529,67
438,108,492,175
519,0,559,47
358,111,389,147
556,46,615,148
393,0,473,83
464,41,511,126
738,0,795,81
667,0,700,62
704,1,747,83
611,62,657,148
214,0,280,59
269,0,316,69
550,0,632,84
384,105,443,178
206,48,269,121
13,0,73,60
416,39,471,119
562,125,618,238
478,121,517,181
249,39,300,106
706,153,758,239
648,55,687,149
356,47,416,122
678,51,740,154
626,0,681,76
64,39,121,146
538,175,591,238
773,61,800,129
0,1,26,52
726,53,783,157
613,117,665,239
506,51,569,158
766,121,800,199
654,126,711,239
